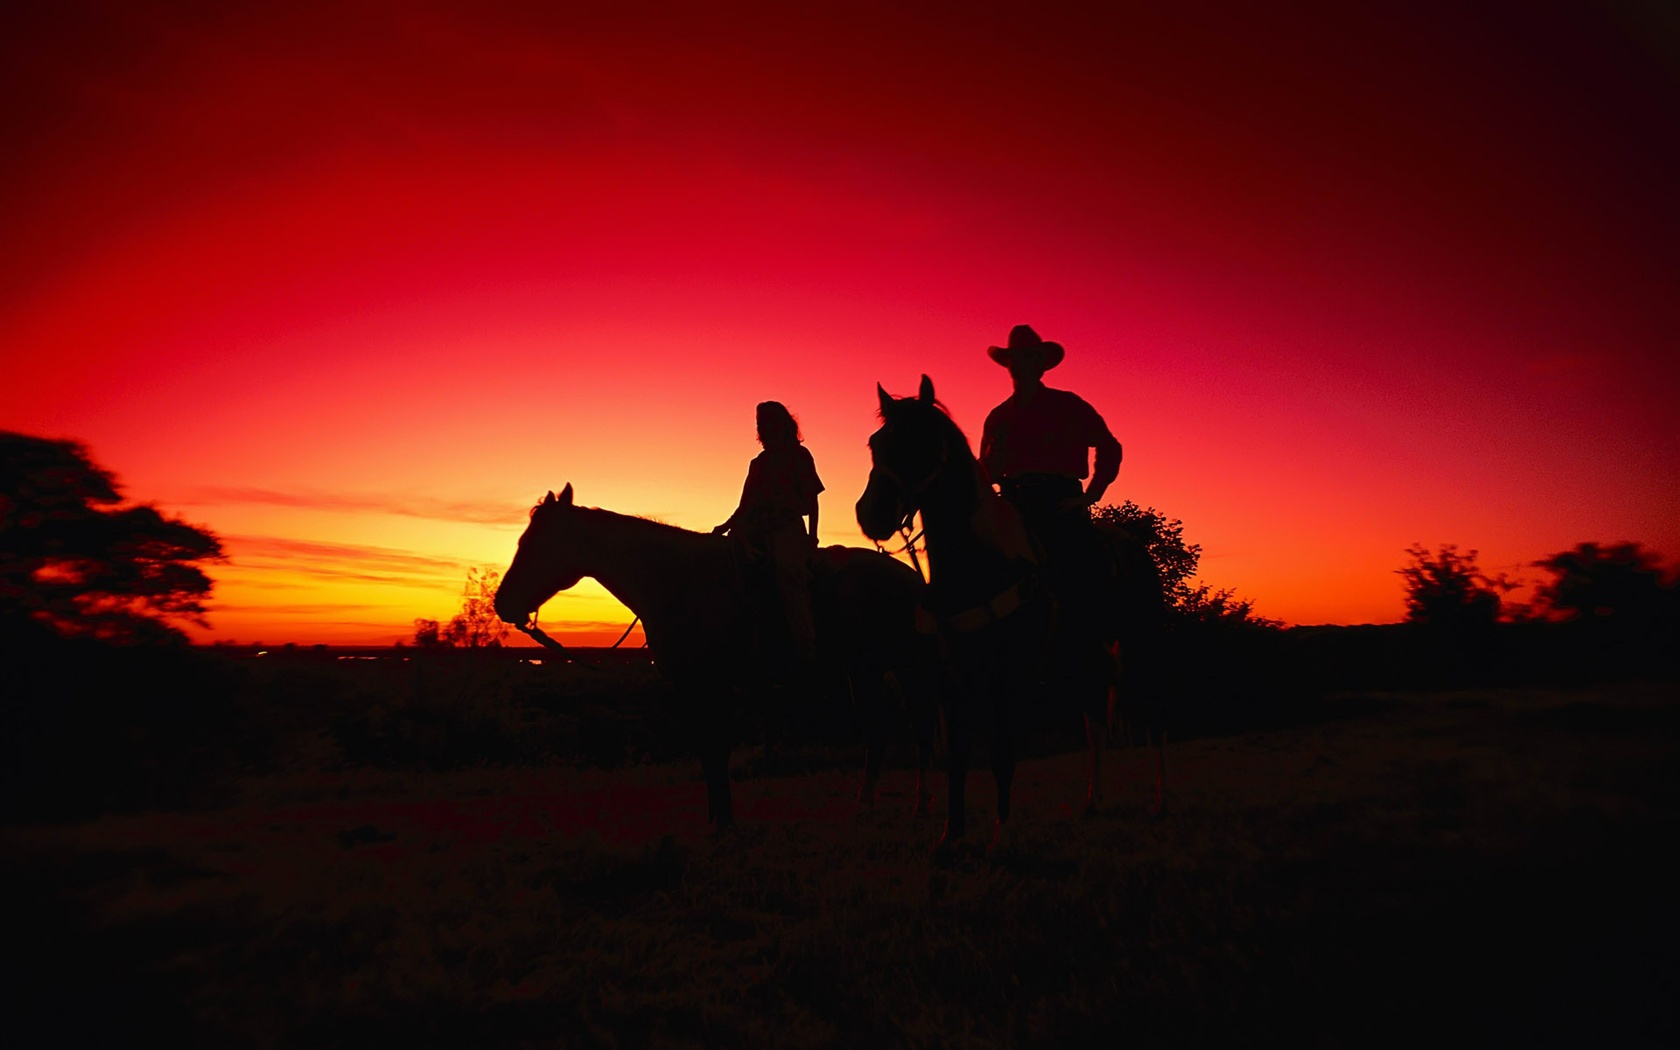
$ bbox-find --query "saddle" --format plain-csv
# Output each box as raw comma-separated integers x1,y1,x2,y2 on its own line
725,535,820,677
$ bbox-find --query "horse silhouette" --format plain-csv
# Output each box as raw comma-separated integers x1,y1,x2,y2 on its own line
494,484,939,828
857,376,1167,862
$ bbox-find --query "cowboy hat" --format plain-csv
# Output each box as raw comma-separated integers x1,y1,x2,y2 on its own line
987,324,1064,370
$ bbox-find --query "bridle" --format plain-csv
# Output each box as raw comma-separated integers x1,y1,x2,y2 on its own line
508,502,644,666
868,418,951,582
510,611,635,651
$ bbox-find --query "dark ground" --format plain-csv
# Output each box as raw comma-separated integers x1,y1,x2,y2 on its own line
3,643,1676,1047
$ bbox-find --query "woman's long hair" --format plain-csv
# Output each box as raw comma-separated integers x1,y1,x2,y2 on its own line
755,401,801,449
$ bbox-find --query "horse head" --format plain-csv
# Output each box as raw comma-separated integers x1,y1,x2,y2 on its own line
494,483,588,627
857,374,960,542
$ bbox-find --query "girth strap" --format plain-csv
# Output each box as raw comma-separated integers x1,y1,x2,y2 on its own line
915,576,1038,636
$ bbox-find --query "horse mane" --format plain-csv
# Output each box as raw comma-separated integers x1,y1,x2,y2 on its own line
882,395,978,464
529,497,707,540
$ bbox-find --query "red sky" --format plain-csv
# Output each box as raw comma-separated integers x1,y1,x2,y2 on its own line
4,0,1676,643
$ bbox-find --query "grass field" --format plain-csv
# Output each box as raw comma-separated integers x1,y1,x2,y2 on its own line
4,677,1677,1047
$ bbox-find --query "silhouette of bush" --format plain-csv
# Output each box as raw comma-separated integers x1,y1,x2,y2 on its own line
1092,500,1272,628
1397,544,1516,631
1531,542,1678,676
1533,542,1675,624
1091,501,1198,604
1,430,222,644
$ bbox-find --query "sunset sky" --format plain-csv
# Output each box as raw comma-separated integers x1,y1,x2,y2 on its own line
4,1,1676,644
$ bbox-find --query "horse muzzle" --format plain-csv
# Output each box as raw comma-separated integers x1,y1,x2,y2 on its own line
856,490,903,543
492,592,533,627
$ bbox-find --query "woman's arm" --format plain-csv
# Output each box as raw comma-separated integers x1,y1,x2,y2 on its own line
713,466,755,535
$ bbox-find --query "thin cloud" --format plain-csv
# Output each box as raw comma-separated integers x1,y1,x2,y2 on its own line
216,535,474,590
181,486,524,525
208,602,387,615
224,535,466,573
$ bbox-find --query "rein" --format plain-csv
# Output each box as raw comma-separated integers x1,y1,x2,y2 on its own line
869,425,950,584
873,404,1042,635
516,613,644,670
875,516,927,583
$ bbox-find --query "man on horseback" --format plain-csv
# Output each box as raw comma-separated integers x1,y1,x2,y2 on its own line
979,324,1122,625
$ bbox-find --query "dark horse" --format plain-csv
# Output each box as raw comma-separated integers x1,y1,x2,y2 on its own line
493,484,938,828
857,376,1167,859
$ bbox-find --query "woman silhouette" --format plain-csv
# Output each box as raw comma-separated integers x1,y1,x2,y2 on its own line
713,401,824,664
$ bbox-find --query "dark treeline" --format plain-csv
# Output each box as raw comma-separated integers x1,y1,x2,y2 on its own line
7,592,1677,828
4,429,1676,826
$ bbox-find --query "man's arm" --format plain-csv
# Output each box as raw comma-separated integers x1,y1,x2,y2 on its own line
979,409,1002,483
1083,408,1122,506
1085,431,1121,505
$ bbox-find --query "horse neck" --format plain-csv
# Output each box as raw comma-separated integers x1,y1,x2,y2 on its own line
917,443,1025,596
570,508,729,619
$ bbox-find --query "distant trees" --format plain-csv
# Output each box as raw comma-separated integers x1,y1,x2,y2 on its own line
1531,542,1676,627
1396,544,1516,630
1397,540,1677,633
414,566,509,649
1,430,223,644
1092,500,1275,627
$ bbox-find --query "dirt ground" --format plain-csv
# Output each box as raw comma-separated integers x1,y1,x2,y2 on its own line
5,681,1677,1047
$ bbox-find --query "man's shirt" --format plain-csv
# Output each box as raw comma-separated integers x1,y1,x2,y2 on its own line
980,387,1116,480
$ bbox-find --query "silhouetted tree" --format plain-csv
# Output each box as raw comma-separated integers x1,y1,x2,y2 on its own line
1532,542,1676,627
1397,544,1515,629
412,617,443,649
443,566,508,648
1,431,222,644
1092,501,1199,603
1178,583,1282,629
1092,500,1271,626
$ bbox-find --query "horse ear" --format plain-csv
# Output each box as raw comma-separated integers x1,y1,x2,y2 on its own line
543,491,555,504
918,374,935,403
877,382,892,414
558,483,574,506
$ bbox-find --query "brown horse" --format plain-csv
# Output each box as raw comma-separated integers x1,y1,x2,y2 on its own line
493,484,939,829
856,376,1167,861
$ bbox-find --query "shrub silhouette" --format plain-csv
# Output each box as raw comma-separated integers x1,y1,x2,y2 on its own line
1092,500,1271,626
1,430,222,644
1396,544,1515,630
1532,542,1675,625
412,567,509,648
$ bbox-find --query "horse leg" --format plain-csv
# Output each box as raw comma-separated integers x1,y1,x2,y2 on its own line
1084,645,1122,817
852,672,884,808
700,742,732,828
987,693,1017,860
934,705,971,863
695,696,734,829
1150,727,1168,820
895,664,937,818
910,697,935,818
1084,707,1104,818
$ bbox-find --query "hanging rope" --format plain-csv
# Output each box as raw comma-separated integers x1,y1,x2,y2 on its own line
608,614,642,649
516,613,645,670
875,512,928,584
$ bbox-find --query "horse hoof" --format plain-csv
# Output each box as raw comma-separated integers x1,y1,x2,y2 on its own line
931,824,963,866
986,822,1015,866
